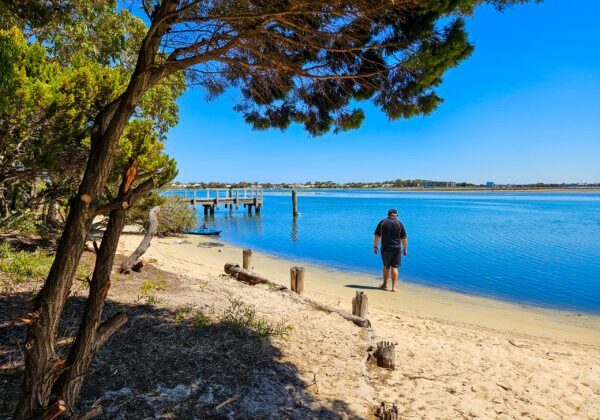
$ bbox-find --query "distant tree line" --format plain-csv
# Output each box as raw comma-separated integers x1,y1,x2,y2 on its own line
169,180,600,190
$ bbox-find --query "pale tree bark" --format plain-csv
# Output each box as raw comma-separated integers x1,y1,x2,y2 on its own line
120,205,160,274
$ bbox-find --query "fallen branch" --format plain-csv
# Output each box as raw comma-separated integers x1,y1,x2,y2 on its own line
223,263,370,328
496,382,512,391
294,294,371,328
508,339,530,349
215,395,238,411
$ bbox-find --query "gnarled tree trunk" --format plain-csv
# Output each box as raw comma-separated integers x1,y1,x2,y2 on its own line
120,205,160,274
49,163,152,415
14,42,167,418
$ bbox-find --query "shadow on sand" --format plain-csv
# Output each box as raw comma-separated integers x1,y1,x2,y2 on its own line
344,284,384,291
1,292,362,419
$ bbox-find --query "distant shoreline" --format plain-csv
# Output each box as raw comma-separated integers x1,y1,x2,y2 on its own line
167,186,600,193
296,187,600,193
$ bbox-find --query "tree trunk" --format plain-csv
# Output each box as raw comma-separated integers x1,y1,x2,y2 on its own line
0,182,7,218
15,3,177,417
45,200,63,228
51,163,153,414
15,73,150,420
120,206,160,274
52,199,129,414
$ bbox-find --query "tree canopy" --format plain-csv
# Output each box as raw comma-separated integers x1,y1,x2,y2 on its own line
7,1,536,418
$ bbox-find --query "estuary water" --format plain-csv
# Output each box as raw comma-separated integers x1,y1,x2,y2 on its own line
174,190,600,314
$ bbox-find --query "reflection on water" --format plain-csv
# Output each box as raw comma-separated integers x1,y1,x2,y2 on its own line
176,190,600,314
291,216,298,242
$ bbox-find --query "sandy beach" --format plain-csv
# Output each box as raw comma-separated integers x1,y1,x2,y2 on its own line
115,233,600,418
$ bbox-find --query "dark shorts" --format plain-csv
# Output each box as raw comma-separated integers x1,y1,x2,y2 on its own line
381,247,401,268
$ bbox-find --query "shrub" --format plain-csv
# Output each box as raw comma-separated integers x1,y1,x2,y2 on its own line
191,312,211,330
137,277,166,305
0,242,54,282
156,196,196,237
221,297,292,340
0,213,47,235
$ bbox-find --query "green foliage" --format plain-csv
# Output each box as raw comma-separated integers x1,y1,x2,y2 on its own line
137,277,166,305
156,196,196,237
0,242,53,282
191,312,211,331
1,3,183,223
175,306,193,322
222,297,293,340
0,214,45,235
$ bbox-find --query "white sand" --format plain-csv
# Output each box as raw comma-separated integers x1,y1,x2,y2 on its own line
117,233,600,418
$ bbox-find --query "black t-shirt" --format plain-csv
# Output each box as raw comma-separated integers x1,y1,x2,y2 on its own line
374,218,407,249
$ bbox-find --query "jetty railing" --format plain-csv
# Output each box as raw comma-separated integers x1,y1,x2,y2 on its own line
164,187,264,215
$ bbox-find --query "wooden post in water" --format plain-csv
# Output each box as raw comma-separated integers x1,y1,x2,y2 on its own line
242,249,252,270
292,189,299,216
352,291,368,319
290,266,305,294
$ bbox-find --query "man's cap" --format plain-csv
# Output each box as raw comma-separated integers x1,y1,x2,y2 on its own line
388,208,398,216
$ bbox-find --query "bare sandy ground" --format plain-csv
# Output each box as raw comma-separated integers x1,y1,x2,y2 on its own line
117,233,600,419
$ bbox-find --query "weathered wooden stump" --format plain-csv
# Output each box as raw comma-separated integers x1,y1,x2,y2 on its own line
375,341,396,369
290,266,305,294
352,291,368,319
242,249,252,270
376,402,399,420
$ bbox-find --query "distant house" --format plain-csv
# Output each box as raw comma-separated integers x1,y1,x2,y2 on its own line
486,181,495,187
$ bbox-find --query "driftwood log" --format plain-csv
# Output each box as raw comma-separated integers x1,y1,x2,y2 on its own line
300,295,370,328
224,263,270,285
376,402,399,420
223,263,370,328
290,266,304,294
120,206,160,273
352,291,368,318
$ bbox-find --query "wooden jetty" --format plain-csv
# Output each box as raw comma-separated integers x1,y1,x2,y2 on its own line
171,188,264,215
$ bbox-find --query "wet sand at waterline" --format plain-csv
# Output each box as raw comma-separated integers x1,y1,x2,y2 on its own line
117,233,600,418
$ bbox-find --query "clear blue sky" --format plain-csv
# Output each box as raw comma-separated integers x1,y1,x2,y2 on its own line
164,0,600,185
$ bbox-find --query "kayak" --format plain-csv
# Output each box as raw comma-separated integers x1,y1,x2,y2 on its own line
186,228,222,236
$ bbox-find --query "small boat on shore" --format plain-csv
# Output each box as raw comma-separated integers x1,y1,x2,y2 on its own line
186,227,222,236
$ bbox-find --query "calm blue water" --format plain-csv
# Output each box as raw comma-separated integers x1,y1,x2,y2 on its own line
169,190,600,314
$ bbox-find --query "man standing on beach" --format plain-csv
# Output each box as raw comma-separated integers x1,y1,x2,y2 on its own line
373,209,408,292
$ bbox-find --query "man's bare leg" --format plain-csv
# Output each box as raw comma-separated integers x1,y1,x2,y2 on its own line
381,267,389,289
391,267,398,292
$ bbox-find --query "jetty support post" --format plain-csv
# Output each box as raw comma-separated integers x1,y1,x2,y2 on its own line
290,266,305,294
352,291,369,319
243,249,252,270
292,189,299,216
